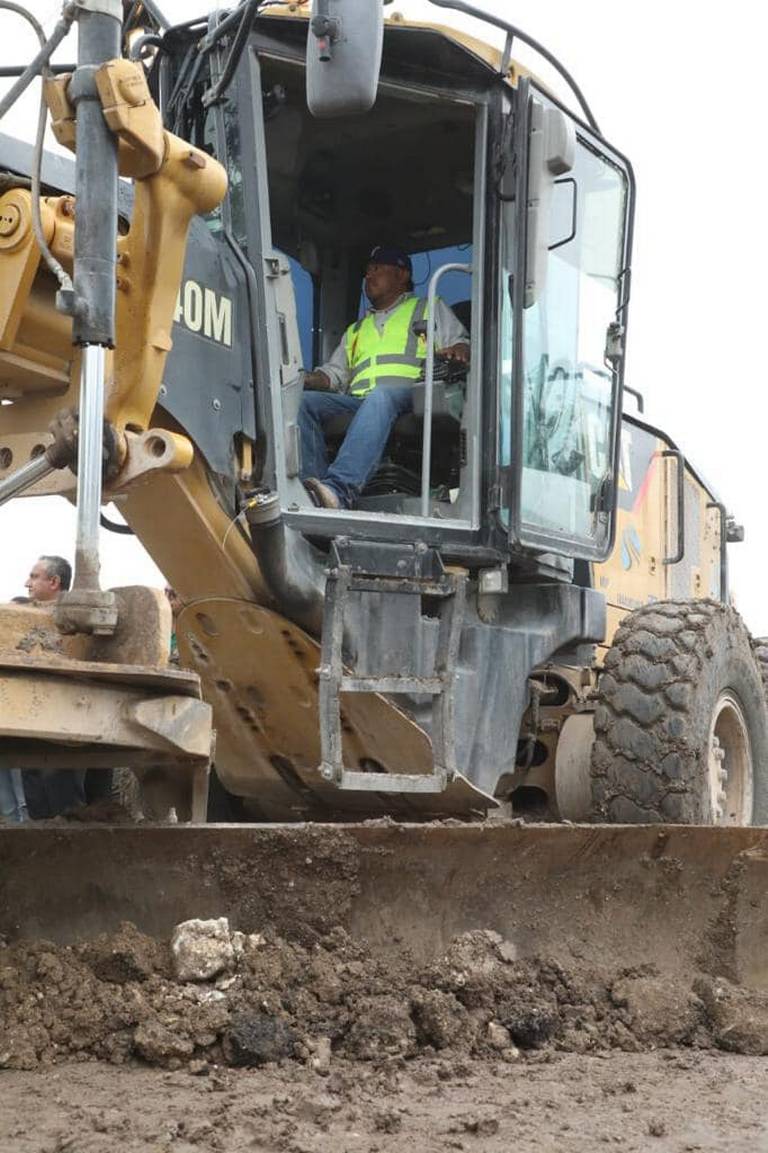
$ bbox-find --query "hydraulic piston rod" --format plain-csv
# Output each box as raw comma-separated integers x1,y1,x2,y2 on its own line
55,4,122,633
73,344,107,589
0,454,55,509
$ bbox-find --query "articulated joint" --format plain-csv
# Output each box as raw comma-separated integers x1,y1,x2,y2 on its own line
55,586,118,636
46,407,126,481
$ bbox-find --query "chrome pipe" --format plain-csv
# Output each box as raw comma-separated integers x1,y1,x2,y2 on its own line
421,262,471,517
73,343,105,589
0,453,54,508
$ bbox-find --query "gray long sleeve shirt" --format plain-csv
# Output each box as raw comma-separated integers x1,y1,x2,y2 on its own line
316,293,468,393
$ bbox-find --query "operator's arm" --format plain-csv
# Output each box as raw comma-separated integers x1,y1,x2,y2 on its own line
303,335,352,392
435,298,470,364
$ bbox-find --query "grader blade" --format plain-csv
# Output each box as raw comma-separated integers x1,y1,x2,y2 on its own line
1,822,767,991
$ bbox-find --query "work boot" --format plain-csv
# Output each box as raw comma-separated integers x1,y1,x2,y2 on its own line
304,478,341,509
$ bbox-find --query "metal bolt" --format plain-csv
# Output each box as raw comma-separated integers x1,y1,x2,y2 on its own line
212,398,221,411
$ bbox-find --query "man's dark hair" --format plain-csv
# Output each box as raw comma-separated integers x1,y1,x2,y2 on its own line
40,555,72,592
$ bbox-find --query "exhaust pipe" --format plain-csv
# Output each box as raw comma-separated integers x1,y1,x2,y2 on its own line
244,491,326,637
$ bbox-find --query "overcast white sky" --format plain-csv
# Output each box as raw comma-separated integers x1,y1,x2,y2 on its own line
0,2,765,627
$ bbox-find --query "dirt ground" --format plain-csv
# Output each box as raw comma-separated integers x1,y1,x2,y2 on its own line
2,1049,768,1152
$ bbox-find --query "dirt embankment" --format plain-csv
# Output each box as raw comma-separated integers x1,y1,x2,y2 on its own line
2,919,768,1075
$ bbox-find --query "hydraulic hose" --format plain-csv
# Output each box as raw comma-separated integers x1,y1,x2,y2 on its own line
0,1,77,295
0,1,77,121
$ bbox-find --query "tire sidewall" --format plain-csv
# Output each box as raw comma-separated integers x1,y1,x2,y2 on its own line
686,613,768,823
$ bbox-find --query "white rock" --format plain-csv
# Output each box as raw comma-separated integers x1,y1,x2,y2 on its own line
487,1021,512,1050
496,939,517,963
171,918,234,982
308,1035,332,1075
232,931,266,961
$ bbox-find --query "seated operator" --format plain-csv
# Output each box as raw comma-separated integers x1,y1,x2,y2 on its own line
299,245,469,509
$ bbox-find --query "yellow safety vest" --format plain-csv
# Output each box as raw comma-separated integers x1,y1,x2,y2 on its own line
346,296,430,397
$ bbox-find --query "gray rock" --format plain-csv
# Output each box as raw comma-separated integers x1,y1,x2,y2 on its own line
134,1019,194,1063
611,975,702,1044
412,989,468,1050
345,995,416,1060
695,976,768,1055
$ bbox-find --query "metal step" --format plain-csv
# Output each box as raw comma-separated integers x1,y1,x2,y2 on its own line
318,543,467,794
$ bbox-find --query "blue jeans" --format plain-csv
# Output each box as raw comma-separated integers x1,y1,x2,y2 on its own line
0,769,27,822
298,386,413,507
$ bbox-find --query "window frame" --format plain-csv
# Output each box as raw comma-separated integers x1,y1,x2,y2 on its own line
504,77,635,563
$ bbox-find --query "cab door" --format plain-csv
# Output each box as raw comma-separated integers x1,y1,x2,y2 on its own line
499,79,634,561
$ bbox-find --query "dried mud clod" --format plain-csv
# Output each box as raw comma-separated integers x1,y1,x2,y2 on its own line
0,919,762,1072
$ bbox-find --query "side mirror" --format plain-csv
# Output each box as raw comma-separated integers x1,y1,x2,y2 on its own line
306,0,383,118
524,100,576,307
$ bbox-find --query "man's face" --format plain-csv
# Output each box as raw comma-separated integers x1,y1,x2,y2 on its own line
25,561,60,602
364,261,410,307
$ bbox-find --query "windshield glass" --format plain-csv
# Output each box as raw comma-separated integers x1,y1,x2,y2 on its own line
501,122,627,553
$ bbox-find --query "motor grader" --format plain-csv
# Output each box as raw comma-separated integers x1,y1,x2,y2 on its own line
0,1,766,967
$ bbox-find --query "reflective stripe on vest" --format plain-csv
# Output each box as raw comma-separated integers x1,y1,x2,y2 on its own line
346,296,429,397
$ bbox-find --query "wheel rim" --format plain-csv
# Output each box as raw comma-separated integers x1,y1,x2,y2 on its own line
708,691,754,825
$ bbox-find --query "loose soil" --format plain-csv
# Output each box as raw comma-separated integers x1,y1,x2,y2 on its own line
1,919,767,1149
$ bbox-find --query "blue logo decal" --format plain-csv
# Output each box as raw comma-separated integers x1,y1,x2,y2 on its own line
621,526,642,571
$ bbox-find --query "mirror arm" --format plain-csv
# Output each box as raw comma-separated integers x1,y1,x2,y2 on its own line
310,1,340,62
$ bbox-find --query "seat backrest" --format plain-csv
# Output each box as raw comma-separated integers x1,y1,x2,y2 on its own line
450,299,471,335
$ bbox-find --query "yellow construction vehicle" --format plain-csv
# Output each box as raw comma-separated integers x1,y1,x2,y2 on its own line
0,0,761,846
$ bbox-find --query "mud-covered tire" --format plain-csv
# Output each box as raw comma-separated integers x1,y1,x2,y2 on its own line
590,600,768,824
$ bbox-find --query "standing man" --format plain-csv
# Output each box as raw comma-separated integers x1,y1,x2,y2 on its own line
165,586,183,665
22,555,88,818
0,596,32,820
299,245,469,509
0,767,27,824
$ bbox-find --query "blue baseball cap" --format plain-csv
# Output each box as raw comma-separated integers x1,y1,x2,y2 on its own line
367,245,412,275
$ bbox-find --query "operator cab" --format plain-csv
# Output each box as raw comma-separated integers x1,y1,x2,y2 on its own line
158,9,633,566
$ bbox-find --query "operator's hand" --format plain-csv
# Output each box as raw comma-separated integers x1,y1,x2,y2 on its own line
302,370,333,391
437,343,470,364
